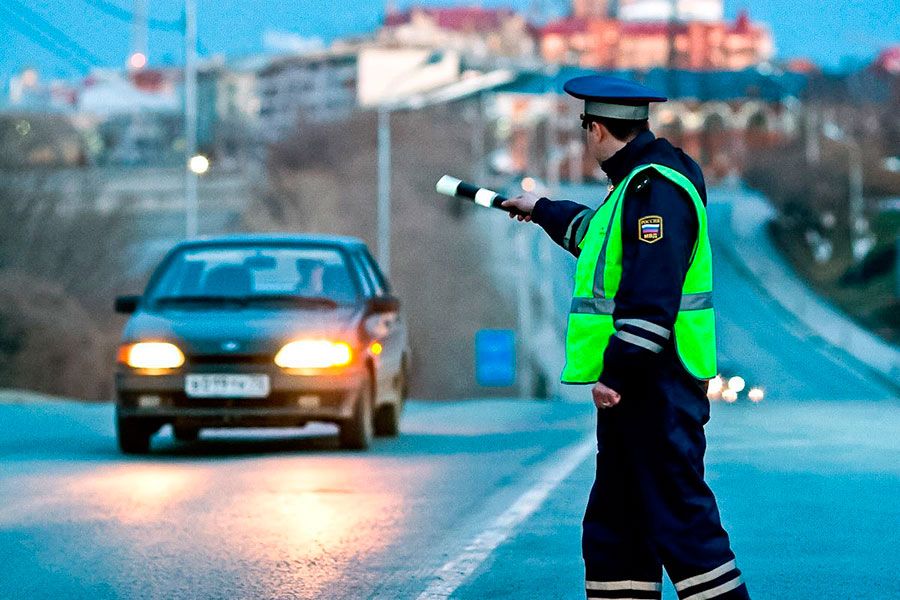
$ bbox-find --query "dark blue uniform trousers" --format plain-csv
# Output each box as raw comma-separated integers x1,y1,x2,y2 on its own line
583,358,750,600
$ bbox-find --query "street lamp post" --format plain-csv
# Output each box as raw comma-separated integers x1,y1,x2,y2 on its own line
183,0,199,238
377,104,392,276
374,51,445,276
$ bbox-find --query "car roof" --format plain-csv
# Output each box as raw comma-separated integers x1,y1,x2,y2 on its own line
172,233,368,251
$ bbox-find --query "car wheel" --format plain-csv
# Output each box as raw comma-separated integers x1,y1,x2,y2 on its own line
374,402,401,437
399,357,410,403
339,380,374,450
173,426,200,443
117,416,152,454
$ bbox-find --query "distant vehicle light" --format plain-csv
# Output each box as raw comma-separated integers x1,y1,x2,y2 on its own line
748,387,765,402
369,341,383,356
121,342,185,370
722,389,738,403
727,376,746,393
707,375,724,397
188,154,210,175
275,340,352,369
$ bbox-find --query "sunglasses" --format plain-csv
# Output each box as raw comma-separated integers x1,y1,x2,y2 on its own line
580,113,598,130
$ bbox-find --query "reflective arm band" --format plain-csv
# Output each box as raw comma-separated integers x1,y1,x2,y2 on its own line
564,208,594,249
680,292,713,310
615,330,664,353
571,209,594,250
614,318,671,340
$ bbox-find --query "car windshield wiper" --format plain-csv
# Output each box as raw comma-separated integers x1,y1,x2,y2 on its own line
243,294,340,309
154,295,248,306
153,295,342,309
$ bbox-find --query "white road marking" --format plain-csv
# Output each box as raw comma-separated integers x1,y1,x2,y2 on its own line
416,434,596,600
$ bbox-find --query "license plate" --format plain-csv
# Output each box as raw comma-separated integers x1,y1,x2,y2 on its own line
185,374,271,398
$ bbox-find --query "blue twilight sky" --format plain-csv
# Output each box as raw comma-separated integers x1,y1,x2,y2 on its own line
2,0,898,85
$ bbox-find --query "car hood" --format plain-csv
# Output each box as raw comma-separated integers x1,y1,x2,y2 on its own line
122,306,362,355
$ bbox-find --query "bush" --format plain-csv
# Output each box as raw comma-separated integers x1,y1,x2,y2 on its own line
0,176,129,399
0,270,114,399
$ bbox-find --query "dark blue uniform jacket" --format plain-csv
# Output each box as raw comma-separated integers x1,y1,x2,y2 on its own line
531,130,707,392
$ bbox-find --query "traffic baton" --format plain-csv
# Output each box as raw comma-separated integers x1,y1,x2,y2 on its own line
435,175,527,217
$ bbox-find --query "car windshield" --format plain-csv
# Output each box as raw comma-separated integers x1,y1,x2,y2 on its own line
146,244,359,307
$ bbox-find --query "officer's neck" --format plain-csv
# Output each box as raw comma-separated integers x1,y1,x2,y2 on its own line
600,130,656,186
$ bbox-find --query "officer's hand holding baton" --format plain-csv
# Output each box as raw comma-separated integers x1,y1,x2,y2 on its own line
499,193,539,222
434,175,535,221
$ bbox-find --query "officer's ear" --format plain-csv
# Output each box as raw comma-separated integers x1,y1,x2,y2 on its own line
588,120,605,144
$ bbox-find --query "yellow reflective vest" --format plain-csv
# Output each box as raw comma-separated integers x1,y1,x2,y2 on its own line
561,163,717,384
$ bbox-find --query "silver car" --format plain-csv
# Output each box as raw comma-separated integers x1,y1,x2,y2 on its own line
114,234,410,453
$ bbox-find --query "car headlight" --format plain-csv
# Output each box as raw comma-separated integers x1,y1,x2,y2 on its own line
119,342,185,369
274,340,353,369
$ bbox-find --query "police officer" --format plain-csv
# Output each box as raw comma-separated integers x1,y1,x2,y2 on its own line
502,75,750,600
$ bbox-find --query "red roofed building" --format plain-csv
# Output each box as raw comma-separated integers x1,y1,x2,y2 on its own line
540,9,773,70
380,5,535,58
874,46,900,75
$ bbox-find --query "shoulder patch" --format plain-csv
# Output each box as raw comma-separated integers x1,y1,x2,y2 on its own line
638,215,663,243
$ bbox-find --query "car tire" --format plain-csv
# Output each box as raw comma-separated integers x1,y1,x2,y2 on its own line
374,402,401,437
399,357,410,403
173,426,200,443
117,416,152,454
339,380,374,450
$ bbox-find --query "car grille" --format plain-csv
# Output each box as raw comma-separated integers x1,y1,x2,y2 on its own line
187,354,273,366
171,392,345,409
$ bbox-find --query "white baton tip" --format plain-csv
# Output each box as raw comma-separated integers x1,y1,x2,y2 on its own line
435,175,462,196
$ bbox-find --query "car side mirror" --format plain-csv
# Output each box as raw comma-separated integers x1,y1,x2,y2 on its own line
369,295,400,314
115,295,141,314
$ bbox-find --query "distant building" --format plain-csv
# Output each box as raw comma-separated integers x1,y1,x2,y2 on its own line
572,0,609,19
618,0,723,22
488,66,808,181
79,69,180,115
256,48,358,142
875,46,900,75
8,69,78,111
380,6,535,59
210,56,266,160
540,10,772,71
357,47,460,107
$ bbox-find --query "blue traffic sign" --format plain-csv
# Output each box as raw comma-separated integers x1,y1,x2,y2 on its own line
475,329,516,387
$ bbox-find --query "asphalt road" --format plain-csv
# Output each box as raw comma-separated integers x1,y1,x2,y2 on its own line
1,192,898,599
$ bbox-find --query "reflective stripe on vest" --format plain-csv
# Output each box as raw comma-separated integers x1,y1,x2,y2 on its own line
560,163,717,384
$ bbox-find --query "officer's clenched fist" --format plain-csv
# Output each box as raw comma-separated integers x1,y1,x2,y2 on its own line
501,192,540,222
592,381,621,409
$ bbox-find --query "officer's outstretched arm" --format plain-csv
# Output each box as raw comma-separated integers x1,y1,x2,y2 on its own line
597,176,698,393
530,198,594,257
